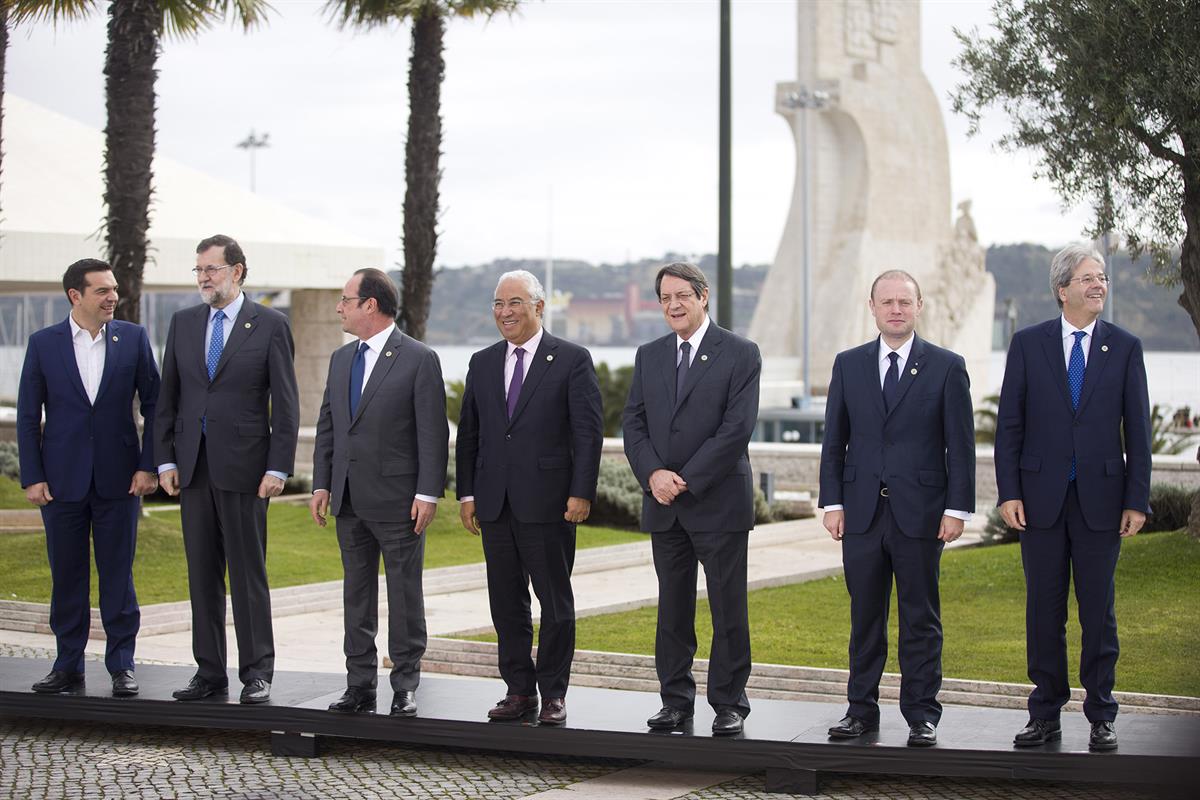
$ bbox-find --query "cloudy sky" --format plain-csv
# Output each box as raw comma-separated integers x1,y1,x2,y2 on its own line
6,0,1092,268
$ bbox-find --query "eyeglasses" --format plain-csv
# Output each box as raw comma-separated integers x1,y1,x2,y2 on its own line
338,296,364,305
1066,273,1109,287
192,264,234,278
493,299,531,311
659,291,697,305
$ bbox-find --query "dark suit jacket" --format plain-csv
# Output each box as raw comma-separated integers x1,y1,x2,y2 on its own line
313,327,449,523
818,335,975,539
155,299,299,492
994,318,1151,531
18,319,160,502
456,331,603,524
622,323,761,533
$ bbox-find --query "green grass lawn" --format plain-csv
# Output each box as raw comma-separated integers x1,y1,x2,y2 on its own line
472,530,1200,698
0,475,27,508
0,477,644,605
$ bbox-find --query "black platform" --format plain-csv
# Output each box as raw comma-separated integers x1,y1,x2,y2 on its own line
1,658,1195,794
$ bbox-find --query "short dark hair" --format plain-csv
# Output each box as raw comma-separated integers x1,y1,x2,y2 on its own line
62,258,113,300
869,269,922,301
354,268,399,319
654,262,709,308
196,234,248,285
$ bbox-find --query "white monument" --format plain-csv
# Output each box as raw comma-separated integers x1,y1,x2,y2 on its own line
749,0,994,404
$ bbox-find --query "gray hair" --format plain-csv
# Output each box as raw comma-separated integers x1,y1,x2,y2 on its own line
495,269,546,304
1049,243,1105,308
654,262,709,308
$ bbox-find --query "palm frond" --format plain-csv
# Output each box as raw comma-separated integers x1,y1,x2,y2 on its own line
323,0,518,29
9,0,98,27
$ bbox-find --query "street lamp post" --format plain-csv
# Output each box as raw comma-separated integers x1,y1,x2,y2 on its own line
236,129,270,192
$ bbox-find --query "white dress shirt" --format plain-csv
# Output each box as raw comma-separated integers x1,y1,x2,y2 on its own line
824,334,971,522
68,314,106,405
676,315,710,366
1060,315,1097,367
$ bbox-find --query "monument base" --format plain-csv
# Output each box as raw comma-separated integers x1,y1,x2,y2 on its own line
1,658,1194,795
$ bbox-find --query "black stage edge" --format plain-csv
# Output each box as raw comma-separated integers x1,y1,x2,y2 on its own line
1,658,1196,795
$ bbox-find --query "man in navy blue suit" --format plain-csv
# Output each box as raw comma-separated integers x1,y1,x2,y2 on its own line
17,259,160,697
456,270,603,726
996,244,1150,752
819,270,975,747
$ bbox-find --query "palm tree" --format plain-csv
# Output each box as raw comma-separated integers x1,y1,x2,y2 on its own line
326,0,519,341
10,1,268,323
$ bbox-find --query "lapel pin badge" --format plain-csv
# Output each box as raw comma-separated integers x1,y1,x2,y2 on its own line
700,354,708,362
1101,345,1109,352
546,354,554,362
111,335,119,342
244,322,252,329
910,368,918,375
385,350,393,358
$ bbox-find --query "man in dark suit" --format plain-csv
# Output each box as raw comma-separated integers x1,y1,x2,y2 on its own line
819,270,974,747
622,262,760,736
156,234,299,705
18,259,160,697
310,268,449,718
996,244,1150,752
456,270,603,726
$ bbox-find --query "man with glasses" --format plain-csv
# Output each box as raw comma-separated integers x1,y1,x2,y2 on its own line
456,270,603,725
310,268,448,718
623,262,761,736
996,243,1150,752
156,234,299,705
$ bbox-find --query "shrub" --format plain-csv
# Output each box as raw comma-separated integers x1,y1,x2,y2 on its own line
981,506,1020,545
589,458,642,529
0,442,18,481
1145,484,1197,533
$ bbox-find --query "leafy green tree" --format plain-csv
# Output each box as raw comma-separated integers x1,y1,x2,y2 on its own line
10,0,269,323
952,0,1200,344
595,361,634,437
326,0,519,341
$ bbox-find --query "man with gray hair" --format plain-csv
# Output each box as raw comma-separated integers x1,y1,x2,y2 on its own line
995,243,1151,752
457,269,603,725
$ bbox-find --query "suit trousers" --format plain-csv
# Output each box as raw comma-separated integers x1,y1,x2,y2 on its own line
335,483,427,693
1021,482,1121,722
842,496,945,725
41,486,140,675
481,500,576,699
652,527,751,717
179,441,273,685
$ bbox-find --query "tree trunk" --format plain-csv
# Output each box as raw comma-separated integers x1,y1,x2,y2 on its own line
399,9,445,342
104,0,159,324
1,6,9,223
1179,167,1200,346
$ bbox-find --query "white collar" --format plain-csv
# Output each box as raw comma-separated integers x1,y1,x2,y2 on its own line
360,322,397,353
878,333,915,364
676,315,711,351
1060,315,1097,340
210,291,245,322
68,314,105,342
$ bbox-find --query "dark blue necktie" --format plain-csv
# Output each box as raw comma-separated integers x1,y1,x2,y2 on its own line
675,341,691,406
882,351,900,412
206,309,226,381
1067,330,1086,480
349,341,368,418
506,347,526,420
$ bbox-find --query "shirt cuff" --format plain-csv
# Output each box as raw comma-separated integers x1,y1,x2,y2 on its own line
943,509,973,522
823,504,843,512
415,494,439,504
312,488,330,495
157,463,178,475
458,496,475,503
266,470,288,481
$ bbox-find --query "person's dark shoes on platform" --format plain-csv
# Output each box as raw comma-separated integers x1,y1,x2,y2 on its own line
173,676,229,701
111,670,138,697
240,679,271,704
1089,721,1118,752
827,715,878,739
538,697,567,726
646,706,693,730
390,690,418,717
488,694,538,721
907,721,937,747
712,708,744,736
1013,718,1061,747
328,687,376,713
32,670,85,694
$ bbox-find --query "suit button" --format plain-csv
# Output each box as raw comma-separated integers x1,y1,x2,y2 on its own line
505,434,511,440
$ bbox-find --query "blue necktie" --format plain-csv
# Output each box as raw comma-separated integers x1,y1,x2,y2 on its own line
206,309,226,381
1067,330,1086,480
882,351,900,412
349,341,368,418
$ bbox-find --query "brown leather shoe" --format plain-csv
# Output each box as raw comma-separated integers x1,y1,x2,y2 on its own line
538,697,566,726
487,694,539,721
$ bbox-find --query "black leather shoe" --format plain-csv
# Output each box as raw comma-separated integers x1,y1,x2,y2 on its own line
538,697,567,726
172,676,228,701
1089,720,1118,752
1013,718,1061,747
487,694,538,721
390,690,417,717
240,679,271,705
827,715,878,739
328,687,376,713
31,670,85,694
646,706,693,730
907,721,937,747
712,709,744,736
111,670,138,697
